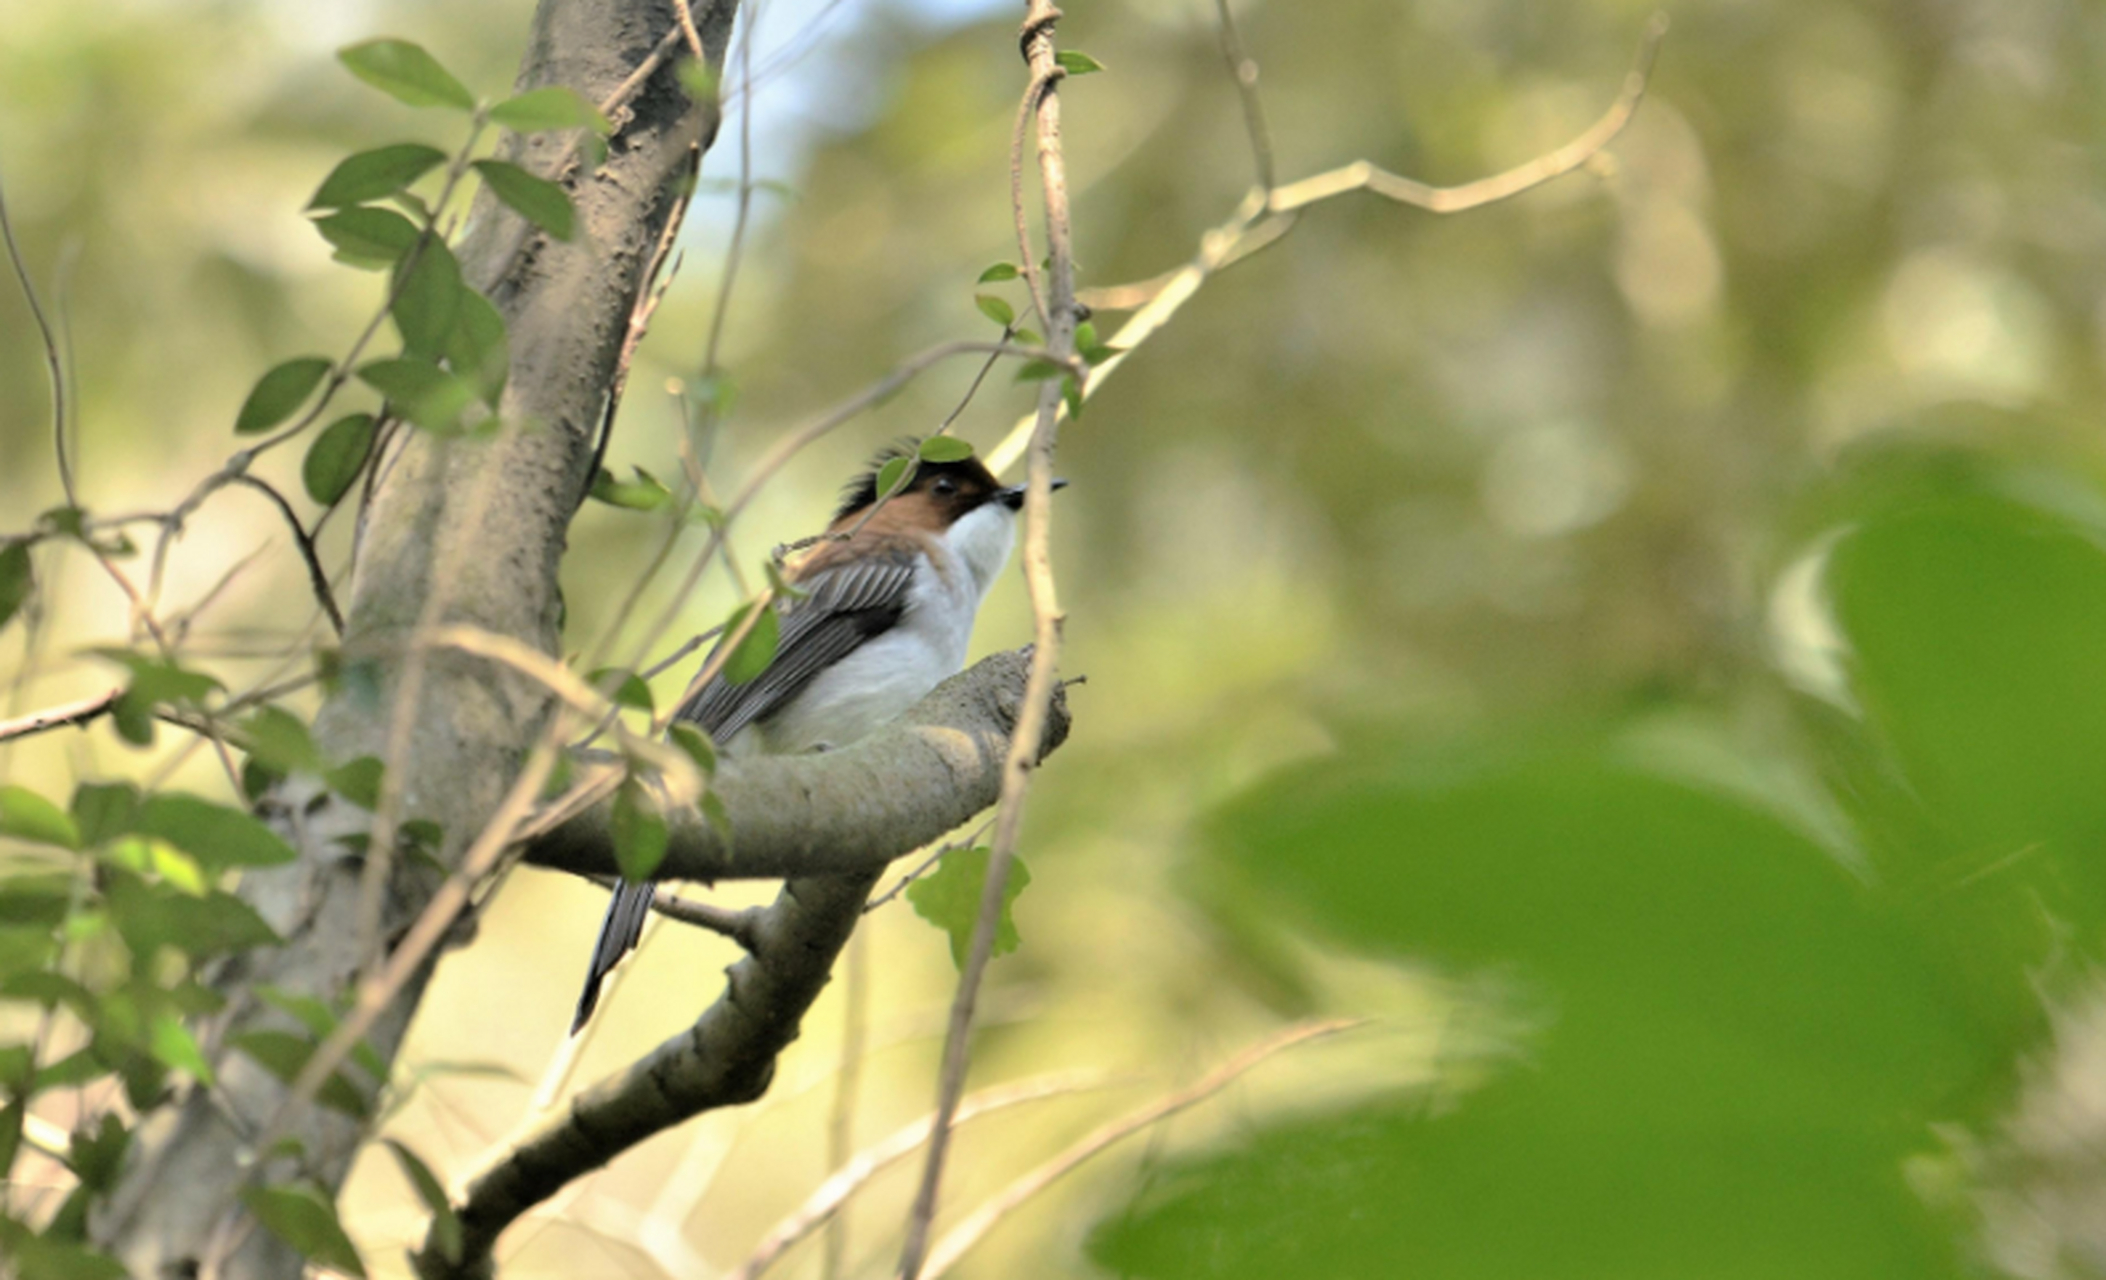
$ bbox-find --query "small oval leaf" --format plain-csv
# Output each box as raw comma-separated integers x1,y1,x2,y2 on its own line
309,144,447,210
977,262,1020,283
1055,50,1106,76
723,602,781,686
303,413,378,506
0,541,34,634
974,294,1015,327
391,238,464,359
311,206,421,269
0,785,81,850
242,1183,369,1277
875,456,914,499
338,39,476,112
489,86,611,135
235,358,332,436
611,777,670,882
471,159,576,241
918,436,976,464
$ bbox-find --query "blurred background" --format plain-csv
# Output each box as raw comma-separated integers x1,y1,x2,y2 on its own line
8,0,2106,1275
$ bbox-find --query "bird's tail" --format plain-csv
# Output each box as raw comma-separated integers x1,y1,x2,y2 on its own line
572,880,654,1033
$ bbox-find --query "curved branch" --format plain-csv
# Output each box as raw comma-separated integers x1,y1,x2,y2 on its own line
526,649,1071,883
416,650,1072,1276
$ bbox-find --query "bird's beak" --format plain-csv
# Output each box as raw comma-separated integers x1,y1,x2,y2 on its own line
998,478,1069,510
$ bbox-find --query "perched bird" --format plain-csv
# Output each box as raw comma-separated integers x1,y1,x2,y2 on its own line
571,441,1061,1031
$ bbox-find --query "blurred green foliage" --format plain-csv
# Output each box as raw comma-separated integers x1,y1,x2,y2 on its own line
5,0,2106,1276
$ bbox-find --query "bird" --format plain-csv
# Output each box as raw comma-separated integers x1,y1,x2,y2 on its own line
570,440,1062,1032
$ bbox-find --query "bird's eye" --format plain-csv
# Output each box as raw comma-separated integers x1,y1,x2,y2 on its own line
932,476,958,496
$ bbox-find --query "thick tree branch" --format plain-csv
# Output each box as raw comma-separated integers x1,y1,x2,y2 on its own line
94,4,735,1277
417,650,1073,1275
526,650,1070,883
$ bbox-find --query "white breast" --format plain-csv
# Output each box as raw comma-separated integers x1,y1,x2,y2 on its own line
746,503,1016,755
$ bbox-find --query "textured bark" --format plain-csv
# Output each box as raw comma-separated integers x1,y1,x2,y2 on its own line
527,648,1071,882
96,4,733,1276
423,650,1069,1275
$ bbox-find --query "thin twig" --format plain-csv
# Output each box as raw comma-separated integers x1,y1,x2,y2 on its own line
0,691,119,745
225,475,344,635
896,4,1077,1275
863,819,996,913
821,924,868,1280
986,11,1668,476
728,1071,1106,1280
921,1019,1367,1278
0,171,71,507
1212,0,1275,192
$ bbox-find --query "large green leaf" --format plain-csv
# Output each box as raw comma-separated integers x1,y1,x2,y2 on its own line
337,38,474,112
309,144,447,210
470,159,576,241
1109,732,2000,1278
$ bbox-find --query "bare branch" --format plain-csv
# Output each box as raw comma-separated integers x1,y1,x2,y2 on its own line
922,1019,1368,1278
731,1072,1107,1280
987,11,1668,475
897,3,1079,1274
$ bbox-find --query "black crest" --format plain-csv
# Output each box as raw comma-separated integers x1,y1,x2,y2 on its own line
833,438,1002,521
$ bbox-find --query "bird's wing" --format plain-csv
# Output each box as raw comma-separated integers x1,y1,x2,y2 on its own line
673,551,918,739
572,551,918,1035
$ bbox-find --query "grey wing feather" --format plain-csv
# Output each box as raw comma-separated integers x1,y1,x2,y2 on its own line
674,556,917,737
570,555,915,1034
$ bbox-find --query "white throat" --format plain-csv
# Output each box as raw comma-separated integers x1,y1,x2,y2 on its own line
942,501,1019,602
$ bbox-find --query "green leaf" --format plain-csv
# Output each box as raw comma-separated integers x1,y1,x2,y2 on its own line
241,706,323,774
71,782,139,847
256,986,386,1080
1074,321,1098,351
723,601,781,686
667,723,717,778
489,86,611,135
471,159,576,241
0,541,33,633
875,456,914,500
105,877,281,959
235,357,332,436
0,786,80,850
309,143,447,210
338,38,475,112
589,668,653,713
327,757,385,810
384,1139,464,1263
355,357,477,433
1013,327,1042,346
1082,344,1117,366
974,294,1015,327
1055,50,1105,75
110,694,154,747
91,650,222,706
588,466,672,511
446,289,509,405
1013,358,1062,382
391,238,464,359
1063,374,1085,420
302,413,378,506
907,848,1031,969
147,1015,214,1086
242,1183,369,1277
700,790,733,846
918,435,976,465
311,206,421,269
135,794,295,870
232,1031,371,1118
977,262,1020,283
677,59,719,103
611,777,669,882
